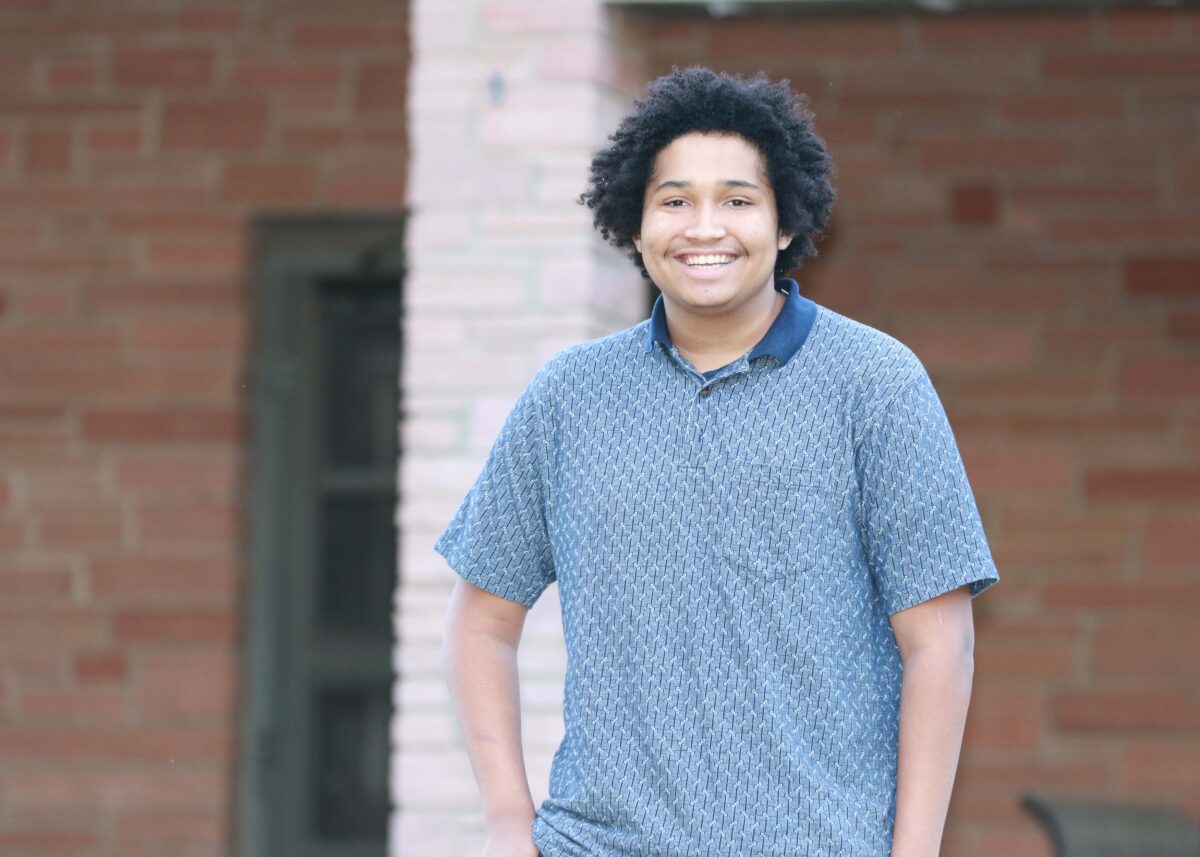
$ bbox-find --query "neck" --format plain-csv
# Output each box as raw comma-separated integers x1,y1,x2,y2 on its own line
664,284,785,373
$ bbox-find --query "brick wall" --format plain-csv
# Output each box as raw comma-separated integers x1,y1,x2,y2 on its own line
640,6,1200,856
0,3,407,856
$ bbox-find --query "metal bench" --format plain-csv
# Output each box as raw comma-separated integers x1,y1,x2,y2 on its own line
1021,792,1200,857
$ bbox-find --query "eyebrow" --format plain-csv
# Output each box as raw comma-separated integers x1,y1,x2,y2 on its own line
652,179,761,193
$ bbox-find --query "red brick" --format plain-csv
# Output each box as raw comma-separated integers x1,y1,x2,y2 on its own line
114,609,237,644
132,314,247,351
1119,358,1200,399
956,756,1105,793
106,211,239,235
888,274,1075,314
113,48,213,88
46,60,100,90
292,21,407,49
39,508,125,549
1125,257,1200,297
17,685,130,726
898,324,1038,372
975,644,1075,679
1010,182,1157,209
0,727,234,761
115,454,239,494
1168,310,1200,342
91,556,237,602
972,824,1054,857
0,184,209,213
0,519,26,550
143,238,245,275
221,163,318,205
0,568,73,601
1122,741,1200,790
1054,691,1200,732
82,409,241,443
23,129,72,173
161,98,268,150
963,685,1043,752
709,17,904,58
0,830,100,857
1093,624,1200,676
279,124,347,148
1102,7,1190,41
998,94,1125,123
950,184,996,225
1046,582,1200,612
939,447,1075,502
987,509,1134,577
75,652,127,681
5,766,225,816
87,123,142,154
137,498,238,544
0,326,120,358
1044,51,1200,79
230,60,340,88
140,650,235,722
1051,216,1200,245
1143,514,1200,571
0,649,60,683
327,175,407,206
1043,318,1160,363
111,806,225,845
1,362,239,403
0,609,107,648
1088,464,1200,504
357,60,408,111
176,9,242,33
918,137,1068,173
919,10,1090,47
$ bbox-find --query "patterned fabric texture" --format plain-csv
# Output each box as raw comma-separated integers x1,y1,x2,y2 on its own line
436,293,1000,856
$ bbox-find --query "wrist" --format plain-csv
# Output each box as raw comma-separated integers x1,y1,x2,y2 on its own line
485,807,536,832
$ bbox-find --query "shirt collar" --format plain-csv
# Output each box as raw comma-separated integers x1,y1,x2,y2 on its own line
643,278,817,368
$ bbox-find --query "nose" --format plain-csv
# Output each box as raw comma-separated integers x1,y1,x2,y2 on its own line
683,200,726,242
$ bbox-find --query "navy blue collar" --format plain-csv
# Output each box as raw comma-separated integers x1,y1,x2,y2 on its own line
643,278,817,368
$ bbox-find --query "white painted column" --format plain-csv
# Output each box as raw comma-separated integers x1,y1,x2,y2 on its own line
396,0,647,853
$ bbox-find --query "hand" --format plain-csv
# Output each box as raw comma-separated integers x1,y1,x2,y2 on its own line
480,819,539,857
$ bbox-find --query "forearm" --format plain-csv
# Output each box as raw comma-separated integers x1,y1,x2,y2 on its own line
443,628,537,829
890,647,974,857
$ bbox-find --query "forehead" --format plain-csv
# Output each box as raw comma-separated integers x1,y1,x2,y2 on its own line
648,132,768,182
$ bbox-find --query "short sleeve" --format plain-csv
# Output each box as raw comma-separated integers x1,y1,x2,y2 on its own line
855,368,999,616
434,379,556,609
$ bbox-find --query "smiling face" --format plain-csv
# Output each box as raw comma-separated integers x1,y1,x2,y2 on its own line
636,132,791,317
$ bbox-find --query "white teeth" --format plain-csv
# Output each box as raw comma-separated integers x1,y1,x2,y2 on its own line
682,254,735,267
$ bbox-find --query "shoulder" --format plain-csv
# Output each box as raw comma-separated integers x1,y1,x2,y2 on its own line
528,319,649,394
809,304,929,422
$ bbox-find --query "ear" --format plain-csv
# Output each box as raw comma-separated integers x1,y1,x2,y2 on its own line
777,232,794,252
634,235,642,254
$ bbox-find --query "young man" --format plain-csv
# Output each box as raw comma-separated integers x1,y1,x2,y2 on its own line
438,67,999,857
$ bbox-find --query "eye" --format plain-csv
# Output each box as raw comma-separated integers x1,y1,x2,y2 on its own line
727,198,752,207
662,198,688,208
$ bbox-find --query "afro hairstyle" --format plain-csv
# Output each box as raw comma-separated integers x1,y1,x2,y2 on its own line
579,65,837,280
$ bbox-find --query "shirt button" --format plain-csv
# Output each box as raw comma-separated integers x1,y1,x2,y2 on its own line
699,387,711,398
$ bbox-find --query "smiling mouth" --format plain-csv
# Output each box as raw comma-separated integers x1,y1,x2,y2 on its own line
678,253,737,269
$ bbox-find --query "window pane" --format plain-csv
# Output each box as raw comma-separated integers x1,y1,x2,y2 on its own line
320,282,400,470
317,495,396,635
312,685,391,840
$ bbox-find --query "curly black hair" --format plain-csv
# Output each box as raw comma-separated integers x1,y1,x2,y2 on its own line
579,66,837,280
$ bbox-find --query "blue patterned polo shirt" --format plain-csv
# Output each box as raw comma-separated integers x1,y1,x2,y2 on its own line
435,278,1000,856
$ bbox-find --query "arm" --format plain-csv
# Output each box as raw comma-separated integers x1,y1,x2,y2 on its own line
442,578,539,850
888,584,976,857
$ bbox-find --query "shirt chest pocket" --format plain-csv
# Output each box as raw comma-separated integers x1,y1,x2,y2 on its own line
717,465,849,582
